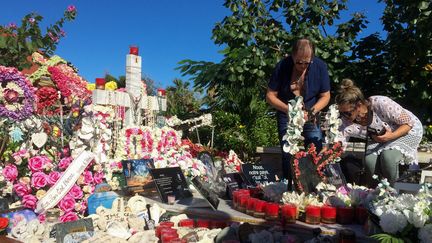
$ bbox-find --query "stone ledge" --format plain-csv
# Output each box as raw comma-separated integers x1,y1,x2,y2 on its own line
256,143,432,164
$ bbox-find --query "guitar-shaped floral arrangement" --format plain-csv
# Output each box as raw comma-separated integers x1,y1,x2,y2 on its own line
283,97,344,192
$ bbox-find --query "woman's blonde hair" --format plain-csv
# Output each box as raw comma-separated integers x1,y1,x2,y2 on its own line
335,79,366,105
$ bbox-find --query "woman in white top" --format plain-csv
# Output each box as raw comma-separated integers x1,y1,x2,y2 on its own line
335,79,423,185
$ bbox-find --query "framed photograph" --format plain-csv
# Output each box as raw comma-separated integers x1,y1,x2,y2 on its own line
122,159,154,188
394,182,421,195
197,151,216,179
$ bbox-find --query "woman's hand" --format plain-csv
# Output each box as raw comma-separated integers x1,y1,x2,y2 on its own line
372,127,394,143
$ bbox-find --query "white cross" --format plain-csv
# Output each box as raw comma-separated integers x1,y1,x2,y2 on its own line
91,52,166,127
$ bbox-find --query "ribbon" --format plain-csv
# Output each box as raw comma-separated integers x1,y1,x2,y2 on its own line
35,151,95,214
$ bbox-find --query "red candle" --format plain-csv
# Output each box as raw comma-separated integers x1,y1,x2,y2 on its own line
238,189,250,196
265,203,280,220
156,226,172,238
161,233,179,243
248,187,260,198
281,204,297,224
355,206,368,225
246,197,257,215
337,206,355,225
129,46,139,55
196,219,211,228
305,205,321,224
321,205,337,224
95,78,106,90
178,219,194,228
157,88,166,96
238,195,250,213
253,200,267,218
232,191,241,209
159,221,175,227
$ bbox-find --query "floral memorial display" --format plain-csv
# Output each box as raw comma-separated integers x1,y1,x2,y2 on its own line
1,10,431,242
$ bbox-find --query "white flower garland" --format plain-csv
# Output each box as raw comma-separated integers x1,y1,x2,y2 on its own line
283,98,343,154
283,96,305,155
166,114,212,131
323,104,343,144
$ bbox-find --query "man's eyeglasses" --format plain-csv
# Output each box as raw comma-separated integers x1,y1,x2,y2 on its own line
295,61,313,65
340,111,353,119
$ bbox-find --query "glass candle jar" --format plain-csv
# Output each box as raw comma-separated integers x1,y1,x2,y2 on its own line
238,195,250,213
253,200,267,218
129,46,139,55
95,78,106,90
246,197,257,215
265,203,280,221
196,219,211,228
178,219,194,228
321,205,337,224
281,204,297,224
337,207,355,225
305,205,321,224
159,221,175,228
355,206,368,225
45,208,61,224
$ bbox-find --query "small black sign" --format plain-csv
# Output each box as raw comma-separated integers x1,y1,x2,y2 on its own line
150,167,192,203
324,163,347,188
191,176,220,210
222,172,248,199
241,163,277,186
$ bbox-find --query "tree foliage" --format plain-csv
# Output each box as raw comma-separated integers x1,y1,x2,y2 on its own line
0,6,77,70
165,78,202,120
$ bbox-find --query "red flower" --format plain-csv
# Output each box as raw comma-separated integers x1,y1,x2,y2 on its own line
0,218,8,231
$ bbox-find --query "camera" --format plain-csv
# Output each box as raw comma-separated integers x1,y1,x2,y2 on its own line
367,126,386,136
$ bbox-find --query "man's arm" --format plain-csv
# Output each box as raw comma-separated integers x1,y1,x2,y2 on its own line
266,88,288,113
311,91,330,113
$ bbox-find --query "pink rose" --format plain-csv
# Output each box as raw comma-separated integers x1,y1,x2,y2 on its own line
68,184,83,200
22,194,38,209
58,195,76,212
83,171,93,185
37,213,46,223
13,182,32,197
59,211,78,222
93,172,104,184
3,164,18,182
31,172,48,189
80,201,87,214
28,156,51,172
47,171,61,185
58,157,73,170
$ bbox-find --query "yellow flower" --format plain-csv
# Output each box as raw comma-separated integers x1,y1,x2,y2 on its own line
428,125,432,129
36,190,47,200
87,83,96,91
239,125,245,129
105,81,118,91
52,126,61,137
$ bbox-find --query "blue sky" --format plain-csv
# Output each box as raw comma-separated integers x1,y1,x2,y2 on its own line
1,1,384,89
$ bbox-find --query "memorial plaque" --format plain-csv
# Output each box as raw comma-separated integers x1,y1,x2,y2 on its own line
54,218,93,243
191,176,220,210
324,163,347,188
150,167,192,203
87,191,119,215
241,163,277,186
222,172,248,199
